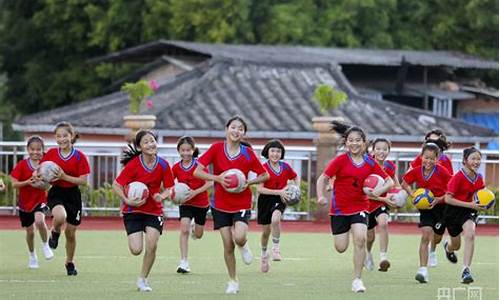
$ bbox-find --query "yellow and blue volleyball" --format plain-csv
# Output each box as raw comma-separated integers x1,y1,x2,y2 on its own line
412,188,434,210
473,188,496,209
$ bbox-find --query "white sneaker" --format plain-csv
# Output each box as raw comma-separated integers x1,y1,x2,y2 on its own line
225,280,239,294
176,260,191,273
428,251,437,267
415,267,429,283
351,278,366,293
364,252,374,271
190,219,197,240
136,277,152,292
42,244,54,260
28,254,39,269
271,245,282,261
239,243,253,265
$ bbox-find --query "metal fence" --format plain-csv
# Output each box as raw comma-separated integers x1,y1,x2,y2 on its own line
0,141,497,221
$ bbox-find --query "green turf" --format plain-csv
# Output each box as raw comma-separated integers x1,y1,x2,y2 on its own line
0,230,498,300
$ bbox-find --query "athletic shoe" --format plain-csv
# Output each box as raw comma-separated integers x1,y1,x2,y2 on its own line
48,230,60,250
42,243,54,260
190,219,197,240
443,241,458,264
461,267,474,284
351,278,366,293
415,267,428,283
364,252,374,271
428,250,437,267
271,245,282,261
225,280,239,294
176,260,191,274
28,254,39,269
379,259,391,272
239,244,253,265
65,262,78,276
260,252,269,273
137,277,152,292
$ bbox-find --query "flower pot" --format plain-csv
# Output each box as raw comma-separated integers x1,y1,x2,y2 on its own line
123,115,156,142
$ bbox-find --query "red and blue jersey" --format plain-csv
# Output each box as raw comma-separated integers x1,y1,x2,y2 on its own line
368,160,396,212
41,148,90,188
402,164,451,198
197,141,267,213
115,155,175,216
323,153,389,216
262,161,297,190
447,169,485,204
172,159,209,208
411,154,453,175
10,159,47,212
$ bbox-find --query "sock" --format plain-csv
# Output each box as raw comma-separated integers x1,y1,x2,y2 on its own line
462,265,470,272
380,252,387,260
29,251,36,258
272,237,280,246
240,241,249,250
52,230,60,238
42,241,49,248
261,247,267,256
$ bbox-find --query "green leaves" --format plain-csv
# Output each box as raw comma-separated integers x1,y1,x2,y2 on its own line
313,84,348,113
121,80,154,114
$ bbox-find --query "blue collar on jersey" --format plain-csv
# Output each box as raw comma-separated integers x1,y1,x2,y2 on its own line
421,165,436,181
58,148,75,161
180,159,196,171
460,168,478,184
140,154,159,173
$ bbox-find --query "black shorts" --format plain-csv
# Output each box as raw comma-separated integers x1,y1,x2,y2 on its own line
257,194,286,225
19,203,48,228
418,204,446,235
330,212,368,235
179,205,209,226
47,186,82,226
367,206,390,230
123,213,164,235
211,207,251,230
443,205,478,237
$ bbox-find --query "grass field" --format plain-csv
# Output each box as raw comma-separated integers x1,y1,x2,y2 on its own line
0,230,498,300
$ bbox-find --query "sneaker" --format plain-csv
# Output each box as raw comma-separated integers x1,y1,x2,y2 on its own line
260,252,269,273
461,267,474,284
364,252,374,271
239,244,253,265
42,244,54,260
379,259,391,272
176,260,191,274
65,262,78,276
190,219,197,240
225,280,239,294
415,267,428,283
271,245,282,261
28,255,39,269
351,278,366,293
428,251,437,267
137,277,152,292
48,230,60,250
443,241,457,264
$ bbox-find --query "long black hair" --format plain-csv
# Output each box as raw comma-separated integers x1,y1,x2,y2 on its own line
369,138,391,152
424,129,451,151
121,130,158,166
261,139,285,159
54,121,79,144
421,142,441,157
226,115,248,133
26,135,45,152
462,146,482,164
177,136,199,158
331,120,367,146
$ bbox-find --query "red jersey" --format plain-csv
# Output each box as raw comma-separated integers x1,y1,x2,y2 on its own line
116,155,174,216
197,142,266,212
41,148,90,188
323,153,389,216
10,159,47,212
368,160,396,212
262,161,297,190
402,164,451,199
410,154,453,174
172,159,209,208
447,169,485,203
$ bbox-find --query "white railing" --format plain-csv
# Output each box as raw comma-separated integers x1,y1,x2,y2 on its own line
0,142,497,220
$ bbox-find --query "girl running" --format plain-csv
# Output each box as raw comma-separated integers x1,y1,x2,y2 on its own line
194,115,269,294
401,143,452,283
11,136,53,268
256,139,300,273
113,130,174,292
44,122,90,276
365,138,399,273
316,121,393,293
443,147,487,284
172,136,212,274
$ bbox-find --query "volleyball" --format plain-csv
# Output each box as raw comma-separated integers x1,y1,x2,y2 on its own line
363,174,385,194
38,161,61,183
387,188,408,208
222,169,246,193
172,182,191,204
412,188,434,210
473,188,496,209
125,181,149,206
282,184,301,206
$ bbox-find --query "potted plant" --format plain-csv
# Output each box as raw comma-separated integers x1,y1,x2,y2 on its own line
121,79,159,141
